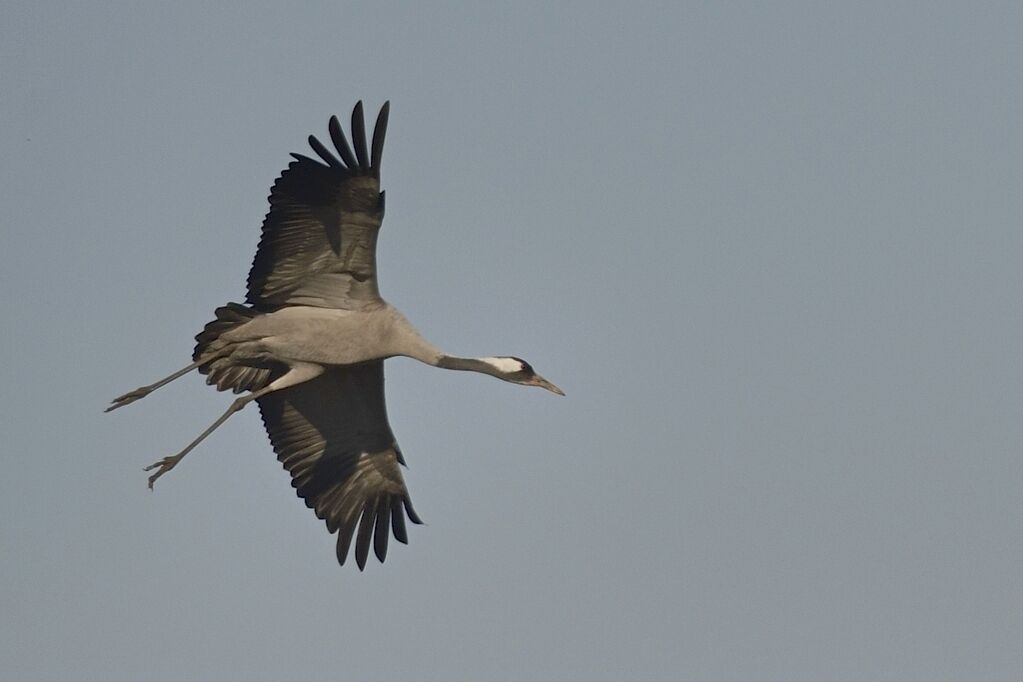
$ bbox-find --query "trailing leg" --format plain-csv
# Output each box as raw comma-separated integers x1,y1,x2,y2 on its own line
144,393,254,488
145,362,324,488
106,361,204,412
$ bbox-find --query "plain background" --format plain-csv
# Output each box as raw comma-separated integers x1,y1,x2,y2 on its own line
3,2,1022,680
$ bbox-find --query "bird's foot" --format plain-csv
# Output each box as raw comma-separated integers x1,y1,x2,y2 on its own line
144,454,182,489
106,386,153,412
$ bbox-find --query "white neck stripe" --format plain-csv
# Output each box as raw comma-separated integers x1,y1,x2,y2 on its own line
481,357,523,373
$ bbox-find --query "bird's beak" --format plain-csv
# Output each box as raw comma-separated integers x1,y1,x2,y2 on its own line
531,376,565,396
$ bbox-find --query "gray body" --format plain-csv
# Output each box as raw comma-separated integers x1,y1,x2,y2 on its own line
213,304,440,369
107,102,561,570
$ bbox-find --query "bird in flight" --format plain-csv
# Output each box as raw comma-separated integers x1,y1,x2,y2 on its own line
107,102,562,570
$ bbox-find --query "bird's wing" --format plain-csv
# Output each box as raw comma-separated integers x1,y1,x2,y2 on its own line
246,101,390,311
256,361,422,570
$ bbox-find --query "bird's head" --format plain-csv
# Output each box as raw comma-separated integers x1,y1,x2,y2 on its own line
481,357,564,395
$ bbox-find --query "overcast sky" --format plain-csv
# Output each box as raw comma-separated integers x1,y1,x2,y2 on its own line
3,2,1023,680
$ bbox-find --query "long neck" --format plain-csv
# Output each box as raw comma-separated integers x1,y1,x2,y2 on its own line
435,355,504,378
388,311,450,366
389,311,501,377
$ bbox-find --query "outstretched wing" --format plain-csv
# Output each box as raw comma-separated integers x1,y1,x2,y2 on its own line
246,101,390,311
256,361,422,570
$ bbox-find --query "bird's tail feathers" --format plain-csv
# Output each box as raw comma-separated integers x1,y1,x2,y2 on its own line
193,303,280,394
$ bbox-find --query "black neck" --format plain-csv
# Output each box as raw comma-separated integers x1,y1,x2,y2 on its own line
436,356,502,378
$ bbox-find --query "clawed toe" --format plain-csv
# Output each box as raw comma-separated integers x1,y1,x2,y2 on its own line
106,387,152,412
145,456,180,489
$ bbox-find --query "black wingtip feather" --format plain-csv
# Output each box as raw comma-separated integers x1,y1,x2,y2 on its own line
328,115,358,169
391,498,408,544
336,517,357,566
351,101,369,169
289,152,324,167
404,495,424,525
355,502,375,570
370,101,389,177
334,496,414,568
374,501,391,563
308,134,344,169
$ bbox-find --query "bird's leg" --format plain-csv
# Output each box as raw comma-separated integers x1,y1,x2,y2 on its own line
145,393,256,489
106,360,204,412
145,362,325,489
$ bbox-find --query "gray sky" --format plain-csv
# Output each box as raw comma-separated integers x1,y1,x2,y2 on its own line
3,2,1022,680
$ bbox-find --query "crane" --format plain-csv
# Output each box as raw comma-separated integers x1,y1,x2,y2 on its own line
107,102,562,570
